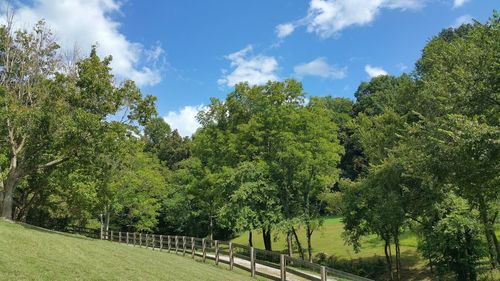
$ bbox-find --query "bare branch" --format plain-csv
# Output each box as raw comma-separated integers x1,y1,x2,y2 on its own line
36,157,69,170
15,136,26,155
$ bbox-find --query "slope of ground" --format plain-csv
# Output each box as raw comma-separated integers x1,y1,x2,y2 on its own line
0,220,258,281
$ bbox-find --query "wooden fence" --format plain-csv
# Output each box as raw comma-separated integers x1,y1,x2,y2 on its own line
65,226,373,281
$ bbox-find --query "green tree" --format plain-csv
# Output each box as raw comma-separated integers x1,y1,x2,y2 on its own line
144,117,191,170
413,12,500,268
0,19,156,220
193,80,343,255
417,193,485,280
218,161,282,246
342,158,408,281
108,143,167,232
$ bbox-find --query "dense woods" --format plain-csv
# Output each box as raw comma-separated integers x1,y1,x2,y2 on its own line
1,12,499,281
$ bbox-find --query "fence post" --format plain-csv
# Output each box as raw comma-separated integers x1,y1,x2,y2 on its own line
160,235,163,251
280,254,286,281
250,247,256,277
110,230,113,241
119,232,122,243
202,238,206,262
321,266,327,281
152,235,156,251
168,235,171,252
139,233,142,247
229,242,234,270
126,232,129,245
146,234,150,249
191,237,195,259
133,232,136,246
215,240,219,265
182,236,186,256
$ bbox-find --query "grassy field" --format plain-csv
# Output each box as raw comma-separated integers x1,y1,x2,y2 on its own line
233,217,420,264
0,220,259,281
233,216,500,280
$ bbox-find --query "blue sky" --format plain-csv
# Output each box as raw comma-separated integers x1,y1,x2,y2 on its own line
2,0,498,135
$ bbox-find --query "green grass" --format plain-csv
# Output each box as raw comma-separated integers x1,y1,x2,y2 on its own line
0,220,258,281
233,217,419,263
233,217,500,280
234,217,426,279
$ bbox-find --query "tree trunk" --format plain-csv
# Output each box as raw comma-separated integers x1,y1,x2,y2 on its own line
394,235,401,281
384,239,394,281
490,211,500,265
1,174,18,220
0,166,4,212
262,227,272,251
287,230,293,256
291,226,305,260
464,228,477,281
100,214,104,239
209,216,214,241
428,254,433,273
493,229,500,265
1,187,13,219
478,196,498,269
104,205,110,234
15,188,33,222
306,222,313,262
248,230,253,247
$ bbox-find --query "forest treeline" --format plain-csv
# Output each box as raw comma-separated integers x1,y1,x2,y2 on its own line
0,11,498,281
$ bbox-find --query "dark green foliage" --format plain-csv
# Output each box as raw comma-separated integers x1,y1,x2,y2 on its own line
144,117,191,170
417,194,486,280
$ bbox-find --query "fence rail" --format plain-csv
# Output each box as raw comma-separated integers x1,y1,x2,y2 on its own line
66,226,372,281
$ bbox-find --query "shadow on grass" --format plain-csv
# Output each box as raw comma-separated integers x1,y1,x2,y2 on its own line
15,221,98,241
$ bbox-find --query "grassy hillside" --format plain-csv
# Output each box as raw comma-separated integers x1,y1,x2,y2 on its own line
0,220,257,281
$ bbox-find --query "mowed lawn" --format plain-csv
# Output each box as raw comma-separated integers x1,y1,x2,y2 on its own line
233,217,419,264
0,220,258,281
233,216,500,279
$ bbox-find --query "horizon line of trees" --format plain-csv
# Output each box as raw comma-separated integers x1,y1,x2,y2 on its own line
1,11,499,281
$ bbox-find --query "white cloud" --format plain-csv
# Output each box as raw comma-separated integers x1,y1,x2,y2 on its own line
146,44,165,63
365,64,388,78
2,0,164,86
278,0,423,39
452,14,473,28
276,23,296,38
453,0,470,8
164,105,206,137
218,45,279,87
396,63,408,72
294,57,346,79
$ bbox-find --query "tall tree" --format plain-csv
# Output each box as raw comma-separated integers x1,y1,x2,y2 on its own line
0,19,156,220
413,12,500,267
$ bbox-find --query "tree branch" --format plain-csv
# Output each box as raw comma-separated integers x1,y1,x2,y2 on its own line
36,156,69,170
15,136,26,155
